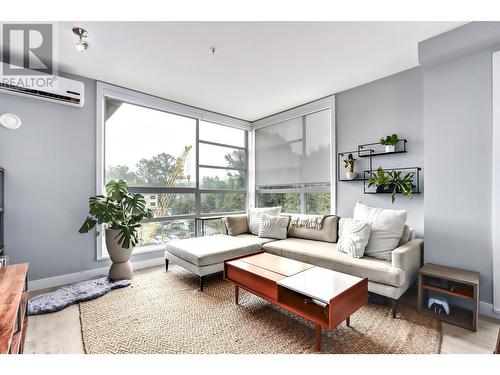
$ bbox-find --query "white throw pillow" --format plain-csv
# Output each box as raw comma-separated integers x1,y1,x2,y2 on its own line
248,207,282,235
337,219,371,258
353,202,407,261
258,214,290,240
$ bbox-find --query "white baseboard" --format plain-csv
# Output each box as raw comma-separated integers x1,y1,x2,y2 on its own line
29,257,165,291
479,301,500,320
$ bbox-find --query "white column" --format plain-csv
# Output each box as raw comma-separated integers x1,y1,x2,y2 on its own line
247,129,256,209
492,51,500,313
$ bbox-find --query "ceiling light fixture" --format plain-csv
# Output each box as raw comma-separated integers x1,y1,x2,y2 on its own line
72,27,89,52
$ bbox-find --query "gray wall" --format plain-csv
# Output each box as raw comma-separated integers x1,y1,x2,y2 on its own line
422,37,500,304
0,73,162,281
336,67,424,236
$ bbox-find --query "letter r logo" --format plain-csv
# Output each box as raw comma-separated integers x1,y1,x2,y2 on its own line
2,24,53,75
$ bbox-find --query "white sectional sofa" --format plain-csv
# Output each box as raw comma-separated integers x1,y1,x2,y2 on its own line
165,214,423,317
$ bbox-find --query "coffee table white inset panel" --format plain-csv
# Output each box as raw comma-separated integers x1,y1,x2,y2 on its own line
277,267,363,305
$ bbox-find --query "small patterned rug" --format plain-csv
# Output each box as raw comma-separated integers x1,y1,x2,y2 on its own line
79,265,441,354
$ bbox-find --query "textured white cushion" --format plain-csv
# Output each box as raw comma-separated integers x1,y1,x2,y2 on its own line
337,219,371,258
353,202,407,261
248,207,281,235
258,214,289,240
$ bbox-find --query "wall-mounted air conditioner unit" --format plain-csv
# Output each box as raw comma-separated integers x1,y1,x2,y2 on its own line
0,63,84,108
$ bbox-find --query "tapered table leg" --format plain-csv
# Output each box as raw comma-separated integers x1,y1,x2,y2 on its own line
235,285,239,305
315,324,322,352
346,316,350,327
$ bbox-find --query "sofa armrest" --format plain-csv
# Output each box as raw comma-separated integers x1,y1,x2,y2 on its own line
392,238,423,277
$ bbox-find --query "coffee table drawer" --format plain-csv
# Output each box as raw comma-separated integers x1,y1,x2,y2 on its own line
277,285,329,327
225,262,279,300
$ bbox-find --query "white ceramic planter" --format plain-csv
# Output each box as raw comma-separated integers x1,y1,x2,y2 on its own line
385,145,396,153
346,171,358,180
105,228,133,280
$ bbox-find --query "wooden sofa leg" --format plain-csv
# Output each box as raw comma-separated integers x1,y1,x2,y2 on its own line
391,298,398,318
165,259,169,272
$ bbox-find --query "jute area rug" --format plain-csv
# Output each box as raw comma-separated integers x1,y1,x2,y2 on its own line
79,265,441,354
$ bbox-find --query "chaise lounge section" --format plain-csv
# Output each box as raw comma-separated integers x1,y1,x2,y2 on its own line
165,234,261,291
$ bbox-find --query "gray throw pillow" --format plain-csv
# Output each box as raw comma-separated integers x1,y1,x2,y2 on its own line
337,219,371,258
258,214,290,240
248,207,282,235
225,214,249,236
397,224,412,246
288,215,339,243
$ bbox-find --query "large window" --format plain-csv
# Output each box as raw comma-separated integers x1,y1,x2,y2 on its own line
255,108,332,215
198,120,247,213
105,98,197,188
99,89,248,256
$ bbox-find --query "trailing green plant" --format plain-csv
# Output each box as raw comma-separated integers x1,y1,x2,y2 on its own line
380,133,399,146
79,179,154,249
367,167,389,189
367,167,416,203
343,153,356,172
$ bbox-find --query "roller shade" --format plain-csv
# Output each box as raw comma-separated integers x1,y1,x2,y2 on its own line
255,109,331,186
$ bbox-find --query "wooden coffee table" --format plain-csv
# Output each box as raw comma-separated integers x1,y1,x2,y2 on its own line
224,252,368,351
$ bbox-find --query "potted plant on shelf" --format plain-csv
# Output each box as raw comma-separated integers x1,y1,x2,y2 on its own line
79,179,153,280
367,167,416,203
343,153,358,180
380,133,399,153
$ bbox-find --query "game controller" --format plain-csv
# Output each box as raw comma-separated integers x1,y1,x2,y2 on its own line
428,297,450,315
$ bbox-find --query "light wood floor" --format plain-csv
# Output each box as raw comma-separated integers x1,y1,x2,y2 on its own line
24,266,500,354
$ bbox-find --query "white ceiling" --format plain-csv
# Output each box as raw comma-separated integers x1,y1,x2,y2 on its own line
56,21,465,121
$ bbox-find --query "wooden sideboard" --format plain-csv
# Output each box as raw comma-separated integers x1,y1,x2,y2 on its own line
0,263,29,354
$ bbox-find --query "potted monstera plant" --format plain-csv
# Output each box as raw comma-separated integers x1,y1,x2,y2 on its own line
79,179,153,280
380,133,399,153
367,167,416,203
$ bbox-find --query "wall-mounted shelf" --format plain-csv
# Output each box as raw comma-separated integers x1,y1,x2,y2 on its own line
363,167,421,195
358,139,407,157
336,149,373,182
338,139,422,201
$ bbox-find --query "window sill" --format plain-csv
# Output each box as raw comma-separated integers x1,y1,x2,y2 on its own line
96,243,166,261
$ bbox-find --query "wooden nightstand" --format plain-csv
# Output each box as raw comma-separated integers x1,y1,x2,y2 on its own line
418,263,479,331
